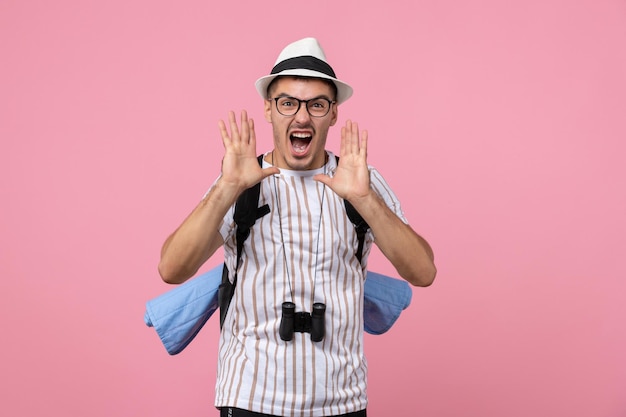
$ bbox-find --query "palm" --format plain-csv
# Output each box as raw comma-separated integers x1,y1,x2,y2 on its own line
315,120,370,201
218,110,278,191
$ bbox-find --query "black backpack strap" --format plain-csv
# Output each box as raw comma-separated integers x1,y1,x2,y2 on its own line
220,154,370,328
335,156,370,263
219,155,270,328
344,201,369,263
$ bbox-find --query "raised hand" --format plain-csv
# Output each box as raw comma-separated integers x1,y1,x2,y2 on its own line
314,120,371,202
218,110,279,193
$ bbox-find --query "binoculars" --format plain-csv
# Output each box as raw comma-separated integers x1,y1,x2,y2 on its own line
279,302,326,342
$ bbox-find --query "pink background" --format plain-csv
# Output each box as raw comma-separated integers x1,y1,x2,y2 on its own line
2,1,625,416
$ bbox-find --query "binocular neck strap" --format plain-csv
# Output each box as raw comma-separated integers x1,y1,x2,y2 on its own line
271,152,327,308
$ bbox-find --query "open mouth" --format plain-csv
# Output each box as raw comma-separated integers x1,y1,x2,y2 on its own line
290,132,312,155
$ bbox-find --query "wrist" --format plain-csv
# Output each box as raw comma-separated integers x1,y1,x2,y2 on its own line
208,177,245,207
346,188,379,215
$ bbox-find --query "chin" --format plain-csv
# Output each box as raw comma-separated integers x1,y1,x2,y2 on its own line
289,154,321,170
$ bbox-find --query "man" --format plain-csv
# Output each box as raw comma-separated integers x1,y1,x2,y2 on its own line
158,38,436,417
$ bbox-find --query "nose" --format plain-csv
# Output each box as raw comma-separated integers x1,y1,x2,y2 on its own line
294,102,312,123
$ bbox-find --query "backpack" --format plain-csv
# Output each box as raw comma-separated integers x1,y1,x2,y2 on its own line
218,155,370,328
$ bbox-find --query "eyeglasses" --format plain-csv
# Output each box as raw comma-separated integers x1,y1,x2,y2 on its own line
271,96,336,118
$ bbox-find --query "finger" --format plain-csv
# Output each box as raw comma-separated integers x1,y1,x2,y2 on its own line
346,120,356,155
239,110,250,143
218,119,230,147
360,129,368,158
228,110,240,141
344,120,358,155
350,121,360,154
262,166,280,178
313,173,331,187
248,117,256,147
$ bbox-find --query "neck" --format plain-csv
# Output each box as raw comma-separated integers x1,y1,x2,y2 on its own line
267,151,328,170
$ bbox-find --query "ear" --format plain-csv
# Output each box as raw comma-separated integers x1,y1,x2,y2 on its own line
329,103,338,126
264,99,272,122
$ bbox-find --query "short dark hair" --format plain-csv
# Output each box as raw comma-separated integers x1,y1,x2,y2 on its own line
266,76,338,101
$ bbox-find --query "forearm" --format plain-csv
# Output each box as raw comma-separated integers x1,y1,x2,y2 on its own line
158,179,240,284
350,191,436,287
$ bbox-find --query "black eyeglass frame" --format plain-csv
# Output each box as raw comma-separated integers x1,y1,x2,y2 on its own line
269,96,336,118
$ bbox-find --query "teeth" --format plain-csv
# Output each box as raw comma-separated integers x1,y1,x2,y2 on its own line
291,133,312,139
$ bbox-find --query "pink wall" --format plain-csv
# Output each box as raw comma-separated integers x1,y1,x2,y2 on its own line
2,1,624,416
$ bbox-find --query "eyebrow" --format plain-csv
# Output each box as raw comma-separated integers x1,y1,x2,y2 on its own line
274,93,334,101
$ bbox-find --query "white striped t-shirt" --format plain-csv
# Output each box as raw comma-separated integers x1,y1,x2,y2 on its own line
215,152,406,417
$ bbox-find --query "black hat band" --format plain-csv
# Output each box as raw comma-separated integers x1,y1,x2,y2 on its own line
271,55,336,78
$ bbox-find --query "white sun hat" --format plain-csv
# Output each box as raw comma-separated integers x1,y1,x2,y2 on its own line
255,37,353,105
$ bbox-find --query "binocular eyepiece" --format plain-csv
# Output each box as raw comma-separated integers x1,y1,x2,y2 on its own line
279,301,326,342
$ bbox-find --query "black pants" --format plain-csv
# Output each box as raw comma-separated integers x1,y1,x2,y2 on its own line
220,407,367,417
